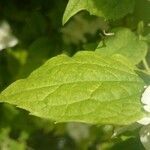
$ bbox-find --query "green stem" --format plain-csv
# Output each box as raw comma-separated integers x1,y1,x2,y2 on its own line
143,58,150,73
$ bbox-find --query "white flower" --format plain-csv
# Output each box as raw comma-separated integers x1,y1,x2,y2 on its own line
137,86,150,149
137,86,150,125
137,117,150,126
141,86,150,108
0,21,18,51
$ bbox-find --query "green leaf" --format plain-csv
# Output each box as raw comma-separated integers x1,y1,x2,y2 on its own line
63,0,135,24
0,51,144,125
96,28,148,65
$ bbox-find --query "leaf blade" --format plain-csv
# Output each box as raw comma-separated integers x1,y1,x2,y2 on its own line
63,0,135,24
0,51,144,125
96,28,148,65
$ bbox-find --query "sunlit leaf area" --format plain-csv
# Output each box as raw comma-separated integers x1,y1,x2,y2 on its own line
0,0,150,149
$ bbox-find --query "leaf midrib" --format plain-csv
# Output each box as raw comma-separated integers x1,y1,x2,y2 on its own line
1,80,143,97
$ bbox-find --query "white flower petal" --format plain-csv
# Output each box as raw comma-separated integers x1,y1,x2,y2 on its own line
137,117,150,125
144,105,150,113
141,86,150,105
0,21,18,51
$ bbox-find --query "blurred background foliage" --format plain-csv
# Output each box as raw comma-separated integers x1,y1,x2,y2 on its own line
0,0,149,149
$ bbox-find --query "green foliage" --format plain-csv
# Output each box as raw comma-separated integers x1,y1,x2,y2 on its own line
0,128,27,150
63,0,135,24
96,28,148,65
0,0,149,149
0,51,145,125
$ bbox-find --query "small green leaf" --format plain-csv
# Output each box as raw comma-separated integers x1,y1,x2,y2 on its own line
63,0,135,24
0,51,144,125
96,28,148,65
